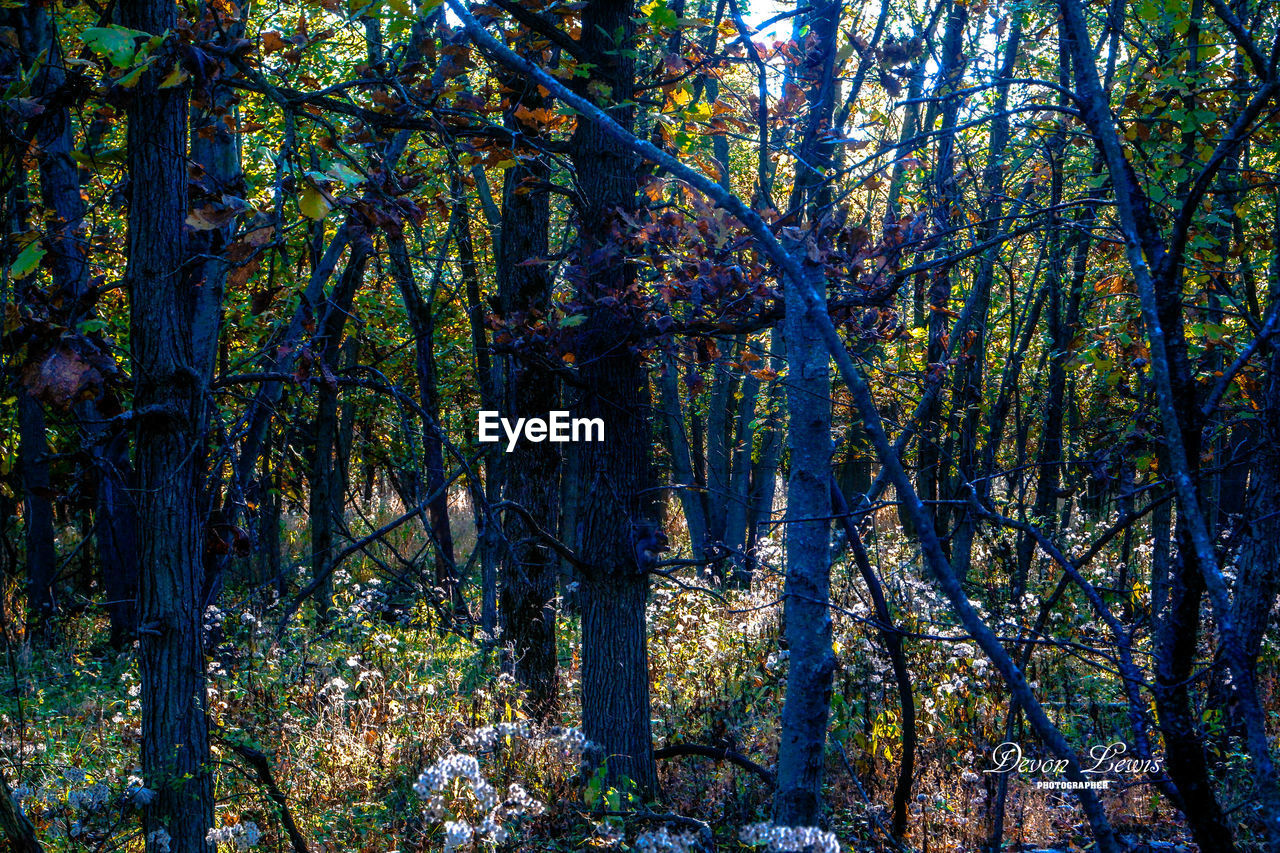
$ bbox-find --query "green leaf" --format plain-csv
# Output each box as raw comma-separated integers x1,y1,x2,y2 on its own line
327,163,365,187
80,26,148,68
116,62,150,89
10,240,46,279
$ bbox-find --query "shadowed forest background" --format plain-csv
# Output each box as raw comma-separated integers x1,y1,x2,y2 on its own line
2,0,1280,849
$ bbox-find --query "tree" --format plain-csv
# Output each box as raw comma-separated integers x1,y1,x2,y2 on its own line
565,0,659,795
121,0,216,847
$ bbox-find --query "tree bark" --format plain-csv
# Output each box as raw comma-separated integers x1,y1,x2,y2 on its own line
120,0,216,847
18,394,57,640
569,0,656,795
495,102,560,717
309,246,369,621
772,0,839,826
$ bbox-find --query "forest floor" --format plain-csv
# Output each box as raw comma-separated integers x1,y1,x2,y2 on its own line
0,521,1216,852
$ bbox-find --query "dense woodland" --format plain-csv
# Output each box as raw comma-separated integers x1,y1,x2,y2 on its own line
1,0,1279,849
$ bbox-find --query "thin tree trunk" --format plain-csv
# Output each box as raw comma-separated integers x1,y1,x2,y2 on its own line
660,350,710,555
772,0,839,826
18,395,56,640
309,247,369,621
831,477,915,838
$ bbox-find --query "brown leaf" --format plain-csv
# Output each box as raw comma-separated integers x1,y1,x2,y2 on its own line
261,30,287,54
20,336,117,410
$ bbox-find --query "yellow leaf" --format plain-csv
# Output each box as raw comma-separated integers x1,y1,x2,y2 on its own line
299,186,332,220
159,65,189,88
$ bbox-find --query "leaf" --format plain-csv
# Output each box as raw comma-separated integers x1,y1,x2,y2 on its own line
10,240,46,279
327,163,365,186
116,62,151,89
261,30,288,54
20,337,118,410
80,26,147,68
299,186,332,220
159,65,189,88
186,204,239,231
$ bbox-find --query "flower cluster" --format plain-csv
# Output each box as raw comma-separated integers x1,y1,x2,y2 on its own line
635,826,701,852
67,782,110,812
544,725,592,759
414,723,587,852
469,720,531,751
415,753,498,817
206,820,262,850
739,822,840,853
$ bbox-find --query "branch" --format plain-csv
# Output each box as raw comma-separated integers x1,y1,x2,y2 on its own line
653,743,776,788
449,3,1119,844
489,0,591,63
223,742,311,853
0,766,43,853
1204,0,1270,78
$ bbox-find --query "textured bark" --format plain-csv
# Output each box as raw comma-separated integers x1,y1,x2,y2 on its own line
18,394,57,639
120,0,216,847
496,109,559,717
569,0,656,795
772,257,835,827
772,0,838,825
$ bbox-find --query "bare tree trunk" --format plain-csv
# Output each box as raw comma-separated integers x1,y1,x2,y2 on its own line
309,248,369,621
660,349,710,555
570,0,656,795
121,0,216,847
772,0,839,827
495,107,560,717
18,395,56,640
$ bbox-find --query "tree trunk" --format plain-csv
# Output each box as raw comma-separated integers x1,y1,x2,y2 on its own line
18,395,56,640
495,112,560,717
0,765,43,853
660,349,710,555
772,0,839,824
569,0,656,795
772,255,835,828
309,247,368,621
121,0,216,847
